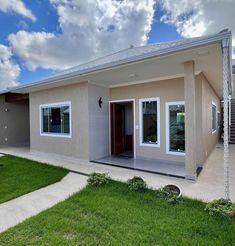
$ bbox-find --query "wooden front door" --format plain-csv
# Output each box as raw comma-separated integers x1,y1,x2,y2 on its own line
111,103,125,155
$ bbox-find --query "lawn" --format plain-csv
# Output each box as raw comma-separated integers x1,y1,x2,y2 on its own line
0,155,68,203
0,180,234,246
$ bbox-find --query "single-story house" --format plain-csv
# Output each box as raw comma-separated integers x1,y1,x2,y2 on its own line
0,30,233,180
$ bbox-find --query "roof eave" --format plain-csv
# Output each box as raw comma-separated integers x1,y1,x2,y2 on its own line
4,30,232,94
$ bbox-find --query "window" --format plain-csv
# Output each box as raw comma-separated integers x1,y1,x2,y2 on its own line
139,97,160,147
166,102,185,155
217,111,221,128
40,102,71,137
212,103,217,133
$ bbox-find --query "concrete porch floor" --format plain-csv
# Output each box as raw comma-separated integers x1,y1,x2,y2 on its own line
93,156,185,178
0,144,234,202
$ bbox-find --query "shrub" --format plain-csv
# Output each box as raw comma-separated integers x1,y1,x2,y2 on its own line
87,172,110,186
205,199,235,218
127,176,147,192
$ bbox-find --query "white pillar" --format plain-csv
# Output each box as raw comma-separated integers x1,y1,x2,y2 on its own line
222,38,230,200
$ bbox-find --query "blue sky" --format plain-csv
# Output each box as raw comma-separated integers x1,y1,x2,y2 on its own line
0,1,182,86
0,0,234,90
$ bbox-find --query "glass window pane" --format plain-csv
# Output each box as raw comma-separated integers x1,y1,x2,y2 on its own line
169,104,185,152
41,104,70,135
142,101,158,144
61,106,70,134
212,105,216,131
50,107,62,133
42,108,49,133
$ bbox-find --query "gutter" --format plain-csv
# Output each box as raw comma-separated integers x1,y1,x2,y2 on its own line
3,30,232,94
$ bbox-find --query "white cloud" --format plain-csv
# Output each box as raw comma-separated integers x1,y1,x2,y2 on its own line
8,0,155,71
0,45,20,90
0,0,36,21
160,0,235,58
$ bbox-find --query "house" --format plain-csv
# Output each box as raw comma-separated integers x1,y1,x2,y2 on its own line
0,30,233,181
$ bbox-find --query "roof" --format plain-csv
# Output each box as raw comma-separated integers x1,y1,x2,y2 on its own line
0,30,232,94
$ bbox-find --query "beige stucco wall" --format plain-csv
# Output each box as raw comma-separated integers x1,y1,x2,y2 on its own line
0,95,30,146
29,82,89,159
88,83,110,160
110,75,220,165
110,78,185,163
28,74,219,164
200,73,220,164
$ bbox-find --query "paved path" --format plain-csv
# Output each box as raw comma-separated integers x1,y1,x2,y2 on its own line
0,145,234,202
0,173,87,233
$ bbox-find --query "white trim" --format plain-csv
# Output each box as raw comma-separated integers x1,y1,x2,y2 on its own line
109,99,136,159
139,97,160,148
165,101,185,156
39,101,72,138
212,101,217,134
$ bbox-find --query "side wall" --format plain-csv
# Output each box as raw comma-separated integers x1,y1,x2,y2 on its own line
200,73,220,164
88,83,110,160
0,95,30,146
29,82,89,159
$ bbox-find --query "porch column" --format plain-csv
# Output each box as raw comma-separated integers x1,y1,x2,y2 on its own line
184,61,197,180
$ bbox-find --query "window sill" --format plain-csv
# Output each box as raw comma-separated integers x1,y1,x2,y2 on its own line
40,133,72,138
166,150,185,156
140,143,160,148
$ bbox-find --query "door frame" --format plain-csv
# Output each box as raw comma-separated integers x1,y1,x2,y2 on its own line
109,99,136,159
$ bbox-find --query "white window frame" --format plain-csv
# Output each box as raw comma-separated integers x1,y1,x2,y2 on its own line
165,101,185,156
212,101,217,134
40,101,72,138
139,97,160,147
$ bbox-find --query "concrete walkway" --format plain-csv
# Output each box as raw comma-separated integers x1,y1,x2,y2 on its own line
0,145,234,202
0,173,87,233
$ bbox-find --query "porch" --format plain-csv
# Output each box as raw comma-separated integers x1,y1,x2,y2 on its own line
93,156,186,178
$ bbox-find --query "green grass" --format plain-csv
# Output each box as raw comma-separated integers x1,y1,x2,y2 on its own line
0,155,68,203
0,181,234,246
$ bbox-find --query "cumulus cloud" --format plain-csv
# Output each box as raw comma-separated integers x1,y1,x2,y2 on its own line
160,0,235,58
0,45,20,90
0,0,36,21
8,0,155,71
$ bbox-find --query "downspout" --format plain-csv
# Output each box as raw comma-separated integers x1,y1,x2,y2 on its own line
222,37,230,200
229,95,231,141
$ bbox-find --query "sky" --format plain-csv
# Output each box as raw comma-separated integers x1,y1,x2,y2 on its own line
0,0,234,90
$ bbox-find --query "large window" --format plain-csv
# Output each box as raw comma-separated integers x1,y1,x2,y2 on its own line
40,102,71,137
212,102,217,133
166,102,185,155
139,98,160,147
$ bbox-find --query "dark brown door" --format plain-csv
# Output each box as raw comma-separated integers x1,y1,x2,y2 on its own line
111,103,125,155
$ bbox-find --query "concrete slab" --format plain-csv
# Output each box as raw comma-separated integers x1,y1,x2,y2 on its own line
0,144,234,202
0,173,87,233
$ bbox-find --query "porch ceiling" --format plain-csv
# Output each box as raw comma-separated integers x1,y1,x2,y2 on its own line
10,43,223,98
87,43,223,97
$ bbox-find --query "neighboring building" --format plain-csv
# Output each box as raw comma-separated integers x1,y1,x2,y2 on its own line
0,30,233,180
